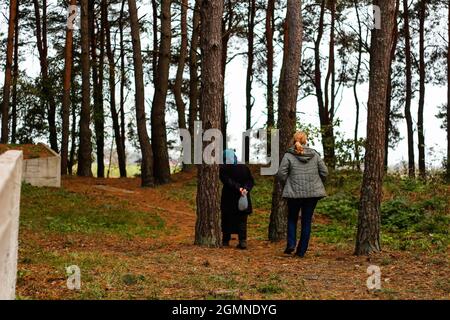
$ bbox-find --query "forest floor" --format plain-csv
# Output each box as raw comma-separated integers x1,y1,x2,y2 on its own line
17,169,449,300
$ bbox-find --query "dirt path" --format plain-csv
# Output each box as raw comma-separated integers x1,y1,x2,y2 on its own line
63,171,198,245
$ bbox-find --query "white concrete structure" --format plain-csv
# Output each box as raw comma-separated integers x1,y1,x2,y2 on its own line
0,151,23,300
22,143,61,188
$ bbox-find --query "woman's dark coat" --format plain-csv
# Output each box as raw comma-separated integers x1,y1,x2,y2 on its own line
219,164,255,234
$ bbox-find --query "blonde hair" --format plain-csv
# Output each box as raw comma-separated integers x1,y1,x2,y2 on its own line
292,131,307,154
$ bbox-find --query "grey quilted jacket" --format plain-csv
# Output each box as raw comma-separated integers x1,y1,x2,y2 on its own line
277,147,328,199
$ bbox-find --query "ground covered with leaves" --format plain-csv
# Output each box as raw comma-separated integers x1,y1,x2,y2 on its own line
17,169,449,300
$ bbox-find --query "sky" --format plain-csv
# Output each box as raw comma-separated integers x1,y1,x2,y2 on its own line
1,1,448,170
224,55,447,168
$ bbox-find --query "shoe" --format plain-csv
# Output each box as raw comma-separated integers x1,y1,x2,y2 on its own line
284,247,295,254
237,240,247,250
295,252,305,258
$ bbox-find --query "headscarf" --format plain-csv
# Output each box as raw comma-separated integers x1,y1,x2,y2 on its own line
223,149,238,165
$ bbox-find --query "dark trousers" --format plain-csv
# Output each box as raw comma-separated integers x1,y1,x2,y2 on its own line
287,198,319,256
223,231,246,243
223,215,248,243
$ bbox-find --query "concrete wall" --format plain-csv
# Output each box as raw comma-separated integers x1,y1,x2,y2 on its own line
22,143,61,188
0,151,23,300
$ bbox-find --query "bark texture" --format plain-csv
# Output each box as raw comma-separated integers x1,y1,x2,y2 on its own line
355,0,397,256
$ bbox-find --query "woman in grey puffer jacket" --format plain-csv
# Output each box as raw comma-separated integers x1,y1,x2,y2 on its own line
277,131,328,257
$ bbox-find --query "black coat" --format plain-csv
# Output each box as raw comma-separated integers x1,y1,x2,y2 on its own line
219,164,255,234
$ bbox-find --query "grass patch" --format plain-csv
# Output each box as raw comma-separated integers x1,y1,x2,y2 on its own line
168,179,197,207
21,184,165,239
257,283,283,295
250,171,449,252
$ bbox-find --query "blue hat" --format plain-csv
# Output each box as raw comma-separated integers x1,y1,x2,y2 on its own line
223,149,237,165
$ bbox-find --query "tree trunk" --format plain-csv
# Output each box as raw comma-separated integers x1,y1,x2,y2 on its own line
268,0,303,242
119,0,126,157
151,0,172,184
128,0,154,187
314,0,335,169
220,0,234,149
447,1,450,183
187,0,201,171
314,0,326,121
1,0,18,143
174,0,188,131
245,0,256,163
33,0,58,152
403,0,415,177
266,0,275,130
323,0,336,170
90,0,105,178
355,0,397,256
61,0,77,175
78,0,93,177
11,0,19,145
353,0,362,169
384,0,399,172
68,79,77,175
97,1,106,178
105,0,127,178
195,0,224,247
188,0,201,138
417,0,427,179
151,0,159,83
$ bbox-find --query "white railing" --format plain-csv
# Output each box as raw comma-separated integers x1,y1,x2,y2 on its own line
0,151,23,300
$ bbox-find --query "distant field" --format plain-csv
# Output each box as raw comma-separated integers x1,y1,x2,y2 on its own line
75,164,180,178
69,164,142,178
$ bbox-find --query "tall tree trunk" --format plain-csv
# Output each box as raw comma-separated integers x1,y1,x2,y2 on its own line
90,0,105,178
403,0,415,177
105,0,127,178
68,79,77,175
1,0,18,143
323,0,336,169
78,0,93,177
33,0,58,152
355,0,397,256
447,1,450,183
268,0,303,242
119,0,126,157
417,0,427,179
384,0,400,171
128,0,155,187
151,0,159,83
314,1,332,167
61,0,77,175
195,0,224,247
353,0,362,169
98,1,106,178
151,0,172,184
266,0,275,129
11,0,19,145
174,0,188,131
188,0,201,137
220,0,234,149
244,0,256,163
187,0,201,171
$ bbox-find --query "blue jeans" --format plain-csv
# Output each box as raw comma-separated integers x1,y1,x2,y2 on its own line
287,198,320,256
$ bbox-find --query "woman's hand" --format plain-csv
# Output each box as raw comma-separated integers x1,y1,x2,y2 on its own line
239,188,248,196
